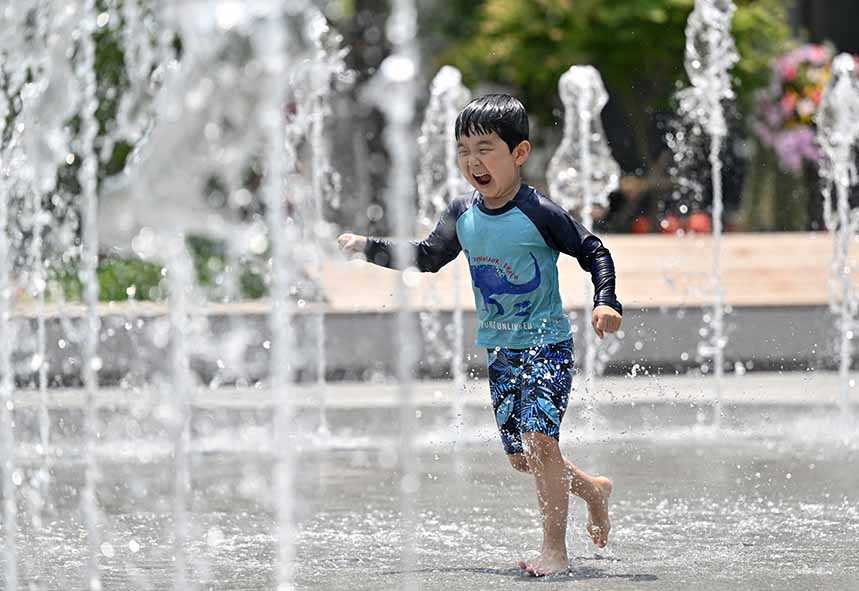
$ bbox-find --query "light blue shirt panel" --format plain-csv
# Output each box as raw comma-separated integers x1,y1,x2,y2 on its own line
456,205,572,349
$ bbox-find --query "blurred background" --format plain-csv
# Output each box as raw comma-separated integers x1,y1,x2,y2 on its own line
50,0,858,304
341,0,857,236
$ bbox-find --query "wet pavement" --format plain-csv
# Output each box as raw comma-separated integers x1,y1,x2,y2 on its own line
4,376,859,590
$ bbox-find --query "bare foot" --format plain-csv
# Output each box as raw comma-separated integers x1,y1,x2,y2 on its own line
586,476,613,548
517,552,569,577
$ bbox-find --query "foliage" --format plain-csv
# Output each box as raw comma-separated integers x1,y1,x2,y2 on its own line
97,256,165,301
435,0,792,168
54,241,267,303
186,235,268,301
49,257,162,302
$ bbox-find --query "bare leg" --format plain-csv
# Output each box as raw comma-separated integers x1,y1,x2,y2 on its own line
516,432,570,576
508,449,612,548
570,464,612,548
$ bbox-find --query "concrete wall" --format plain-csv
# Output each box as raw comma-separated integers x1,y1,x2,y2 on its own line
10,304,839,387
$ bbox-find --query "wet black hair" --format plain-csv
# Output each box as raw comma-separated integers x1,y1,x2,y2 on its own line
454,94,529,153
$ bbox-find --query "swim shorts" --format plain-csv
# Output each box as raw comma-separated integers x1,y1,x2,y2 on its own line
486,339,574,455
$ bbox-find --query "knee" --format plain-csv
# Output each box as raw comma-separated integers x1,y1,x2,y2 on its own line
508,454,529,473
522,432,561,463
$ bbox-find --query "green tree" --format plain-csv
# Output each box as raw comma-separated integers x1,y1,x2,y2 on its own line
436,0,791,170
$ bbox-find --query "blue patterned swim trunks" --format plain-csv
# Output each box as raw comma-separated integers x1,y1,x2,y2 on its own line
486,339,574,455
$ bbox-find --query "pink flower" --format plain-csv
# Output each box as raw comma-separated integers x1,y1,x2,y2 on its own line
777,55,799,80
808,44,828,65
780,92,798,116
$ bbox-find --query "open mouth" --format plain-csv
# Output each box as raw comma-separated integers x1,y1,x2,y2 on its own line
473,173,492,186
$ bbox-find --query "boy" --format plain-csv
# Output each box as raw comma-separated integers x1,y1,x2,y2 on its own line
337,94,622,577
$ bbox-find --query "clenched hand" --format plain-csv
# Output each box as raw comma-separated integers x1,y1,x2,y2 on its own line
592,305,622,338
336,233,367,256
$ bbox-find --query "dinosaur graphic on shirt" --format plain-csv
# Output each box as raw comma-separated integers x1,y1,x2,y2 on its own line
466,252,541,317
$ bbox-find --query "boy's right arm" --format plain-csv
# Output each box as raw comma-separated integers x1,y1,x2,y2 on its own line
336,198,465,273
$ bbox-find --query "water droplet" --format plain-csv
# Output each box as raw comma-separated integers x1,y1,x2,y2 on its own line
401,473,420,494
206,526,225,547
231,189,253,208
215,2,244,30
128,540,140,553
366,204,384,222
100,542,114,558
378,446,397,469
132,227,157,258
402,268,421,288
380,55,416,83
249,233,268,255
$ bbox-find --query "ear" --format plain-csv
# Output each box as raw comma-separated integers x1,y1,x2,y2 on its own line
512,140,532,166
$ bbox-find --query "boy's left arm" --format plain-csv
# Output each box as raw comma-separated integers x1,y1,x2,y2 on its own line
536,200,623,337
582,232,622,338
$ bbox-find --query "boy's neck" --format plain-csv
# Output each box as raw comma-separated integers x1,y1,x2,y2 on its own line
482,178,523,210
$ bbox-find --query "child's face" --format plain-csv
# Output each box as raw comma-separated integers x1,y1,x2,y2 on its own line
456,132,530,200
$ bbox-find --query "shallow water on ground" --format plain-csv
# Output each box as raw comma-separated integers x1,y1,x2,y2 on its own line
5,399,859,590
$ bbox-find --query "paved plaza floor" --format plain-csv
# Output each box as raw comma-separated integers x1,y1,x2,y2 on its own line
6,373,859,589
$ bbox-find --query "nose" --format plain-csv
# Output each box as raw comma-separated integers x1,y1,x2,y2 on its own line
465,154,482,169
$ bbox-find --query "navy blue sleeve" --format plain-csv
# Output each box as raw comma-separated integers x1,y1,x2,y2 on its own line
517,191,623,315
363,197,468,273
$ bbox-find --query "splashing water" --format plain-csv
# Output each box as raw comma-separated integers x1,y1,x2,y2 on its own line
362,0,421,586
3,4,80,584
254,11,299,586
815,54,859,421
0,93,18,591
2,1,325,587
546,65,620,410
546,66,619,214
417,66,472,226
668,0,739,427
5,2,859,589
417,65,471,444
309,11,350,437
75,2,106,587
